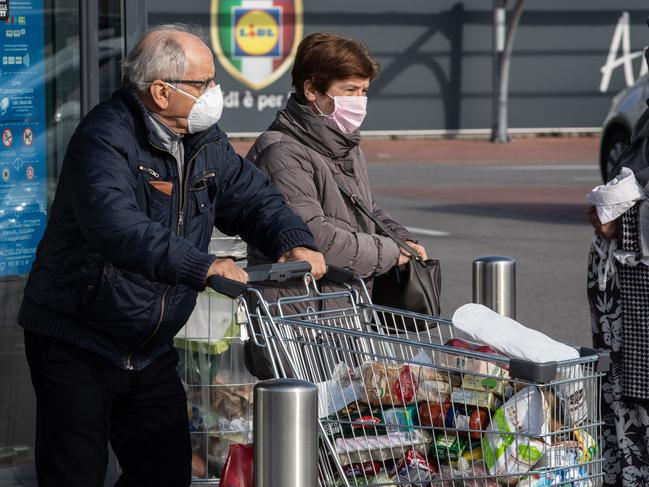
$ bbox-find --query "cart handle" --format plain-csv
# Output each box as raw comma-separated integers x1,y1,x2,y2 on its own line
207,262,356,298
206,275,248,299
206,261,314,298
245,261,312,283
322,265,356,285
246,262,357,285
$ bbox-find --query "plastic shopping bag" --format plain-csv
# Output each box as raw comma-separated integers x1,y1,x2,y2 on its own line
220,443,253,487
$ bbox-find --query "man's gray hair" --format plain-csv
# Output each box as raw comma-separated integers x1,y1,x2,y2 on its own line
122,23,207,92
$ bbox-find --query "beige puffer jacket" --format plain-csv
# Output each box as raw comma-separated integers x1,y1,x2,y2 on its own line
243,95,414,378
247,95,412,276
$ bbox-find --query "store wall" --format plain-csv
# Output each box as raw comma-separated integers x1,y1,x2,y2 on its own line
148,0,649,133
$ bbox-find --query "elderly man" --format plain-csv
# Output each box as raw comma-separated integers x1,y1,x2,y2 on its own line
18,24,325,486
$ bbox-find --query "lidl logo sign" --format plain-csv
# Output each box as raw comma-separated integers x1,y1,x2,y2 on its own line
211,0,303,90
233,8,281,57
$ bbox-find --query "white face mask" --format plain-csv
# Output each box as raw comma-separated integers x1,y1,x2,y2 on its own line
166,82,224,134
315,94,367,134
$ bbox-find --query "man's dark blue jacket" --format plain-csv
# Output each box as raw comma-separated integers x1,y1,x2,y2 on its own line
18,87,316,370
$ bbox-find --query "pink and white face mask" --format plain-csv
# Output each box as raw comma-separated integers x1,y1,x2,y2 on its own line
315,94,368,134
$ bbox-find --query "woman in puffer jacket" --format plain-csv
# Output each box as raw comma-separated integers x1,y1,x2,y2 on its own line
244,33,429,379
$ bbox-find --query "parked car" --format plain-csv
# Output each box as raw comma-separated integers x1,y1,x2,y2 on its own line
600,73,649,181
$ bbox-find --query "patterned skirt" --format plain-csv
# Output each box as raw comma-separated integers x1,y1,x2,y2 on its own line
588,217,649,485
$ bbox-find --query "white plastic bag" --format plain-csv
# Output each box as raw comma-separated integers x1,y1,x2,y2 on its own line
482,386,549,479
452,304,578,363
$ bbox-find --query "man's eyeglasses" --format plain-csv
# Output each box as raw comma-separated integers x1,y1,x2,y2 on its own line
164,77,216,92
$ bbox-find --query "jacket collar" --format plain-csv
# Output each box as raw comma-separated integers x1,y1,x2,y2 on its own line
269,94,360,159
115,86,220,152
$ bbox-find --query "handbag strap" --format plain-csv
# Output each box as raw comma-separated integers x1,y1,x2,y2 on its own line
336,182,424,263
263,125,423,264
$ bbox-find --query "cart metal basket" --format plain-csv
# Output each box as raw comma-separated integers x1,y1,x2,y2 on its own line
208,264,608,487
175,233,253,484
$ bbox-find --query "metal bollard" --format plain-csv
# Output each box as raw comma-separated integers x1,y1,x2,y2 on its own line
472,256,516,318
254,379,318,487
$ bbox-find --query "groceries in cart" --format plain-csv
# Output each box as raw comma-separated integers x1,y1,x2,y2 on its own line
176,286,256,482
312,305,602,486
204,265,606,487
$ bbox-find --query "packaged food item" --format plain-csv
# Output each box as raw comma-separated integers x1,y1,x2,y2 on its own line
441,338,477,373
432,433,468,462
392,449,437,483
324,408,386,439
361,362,454,406
317,362,365,417
467,408,489,438
430,467,455,487
573,429,598,463
440,406,490,439
211,377,253,418
417,366,458,402
342,461,383,478
555,365,588,426
535,444,579,469
441,460,499,487
445,338,480,351
482,386,549,481
518,463,592,487
462,364,508,397
325,403,420,439
370,471,398,486
464,439,483,460
450,438,483,470
451,389,501,411
527,429,597,486
335,430,428,464
444,339,507,365
382,405,418,433
418,399,452,428
334,470,397,487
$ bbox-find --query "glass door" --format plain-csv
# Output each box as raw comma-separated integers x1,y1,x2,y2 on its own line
0,1,134,484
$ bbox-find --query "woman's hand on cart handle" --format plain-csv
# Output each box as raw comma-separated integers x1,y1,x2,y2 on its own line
279,247,326,279
206,258,248,283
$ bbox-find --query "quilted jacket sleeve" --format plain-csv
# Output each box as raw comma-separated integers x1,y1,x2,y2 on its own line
371,199,416,244
212,140,317,260
252,140,400,278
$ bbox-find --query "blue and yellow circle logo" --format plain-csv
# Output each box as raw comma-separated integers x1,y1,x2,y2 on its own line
234,8,280,57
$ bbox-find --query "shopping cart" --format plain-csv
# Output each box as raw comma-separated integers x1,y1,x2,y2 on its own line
175,232,254,483
208,263,609,487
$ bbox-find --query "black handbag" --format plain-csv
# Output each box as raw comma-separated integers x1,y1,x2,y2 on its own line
336,183,441,324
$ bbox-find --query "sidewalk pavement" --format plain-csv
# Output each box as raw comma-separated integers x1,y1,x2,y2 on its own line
231,136,601,165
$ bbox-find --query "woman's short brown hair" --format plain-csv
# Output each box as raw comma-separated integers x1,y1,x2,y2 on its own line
291,33,380,102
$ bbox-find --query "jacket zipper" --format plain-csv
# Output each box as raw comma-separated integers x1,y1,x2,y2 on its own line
190,171,217,191
124,139,213,370
138,165,160,178
177,146,209,235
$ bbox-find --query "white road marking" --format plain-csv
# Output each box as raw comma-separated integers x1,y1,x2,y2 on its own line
486,164,598,171
572,176,602,182
406,227,451,237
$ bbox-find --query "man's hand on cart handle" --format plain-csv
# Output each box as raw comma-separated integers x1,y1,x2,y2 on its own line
278,247,326,280
206,258,249,283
